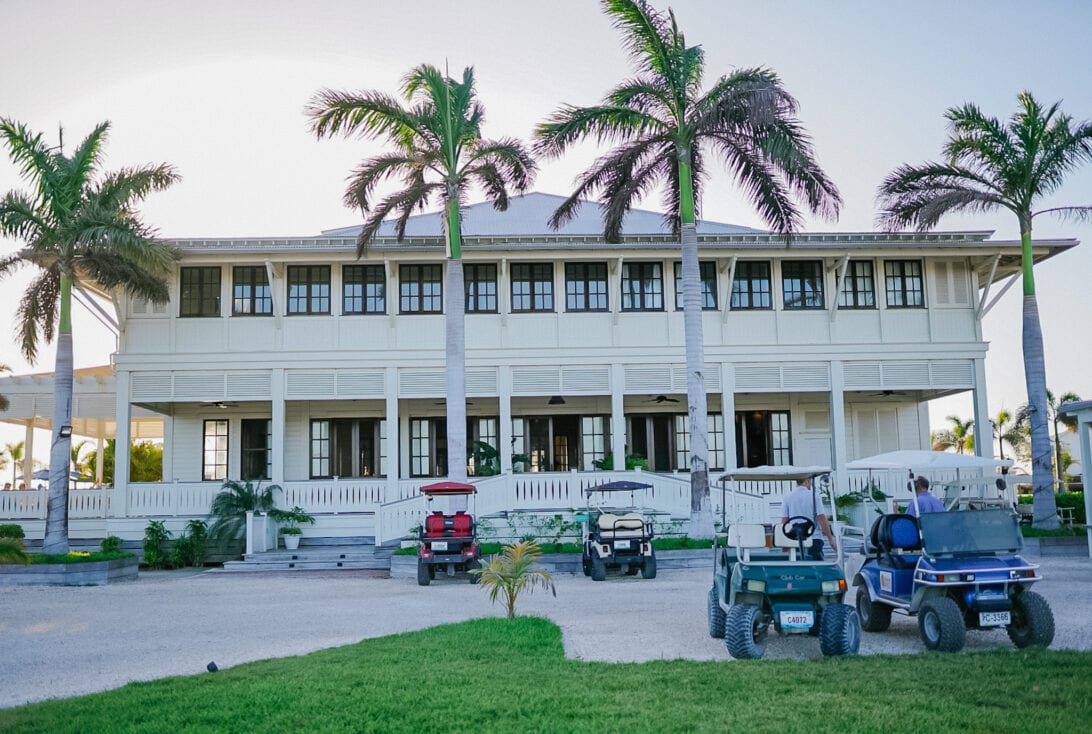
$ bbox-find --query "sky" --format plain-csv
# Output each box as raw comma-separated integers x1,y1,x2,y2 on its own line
1,0,1091,467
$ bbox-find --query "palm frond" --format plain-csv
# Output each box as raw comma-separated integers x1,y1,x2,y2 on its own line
876,162,1007,231
75,251,172,303
709,131,801,235
602,0,675,77
356,179,441,250
306,88,424,146
64,122,110,201
343,152,423,211
536,104,665,158
0,191,47,242
461,138,537,196
16,268,60,362
0,118,58,198
94,164,180,210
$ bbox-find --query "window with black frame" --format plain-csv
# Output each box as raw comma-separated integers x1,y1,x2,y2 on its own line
511,263,554,312
673,261,717,310
465,263,498,313
343,264,385,314
565,262,609,311
287,265,330,314
735,411,792,467
730,261,772,310
202,419,228,481
838,260,876,309
241,419,271,480
621,262,664,311
884,260,924,308
180,267,221,317
232,267,272,316
400,264,443,313
782,260,825,309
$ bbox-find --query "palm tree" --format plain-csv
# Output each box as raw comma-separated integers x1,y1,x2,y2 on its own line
469,540,556,618
3,441,23,487
931,415,974,454
0,120,179,553
0,363,9,412
990,409,1026,464
535,0,840,536
70,439,91,479
877,93,1092,529
1015,390,1081,484
207,479,282,555
308,65,536,486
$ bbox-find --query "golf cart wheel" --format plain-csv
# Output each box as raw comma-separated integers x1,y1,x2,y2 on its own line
918,597,966,652
581,557,592,577
725,604,767,660
416,561,431,587
641,553,657,579
820,603,862,657
1007,591,1055,649
591,554,607,582
707,586,727,639
856,587,892,632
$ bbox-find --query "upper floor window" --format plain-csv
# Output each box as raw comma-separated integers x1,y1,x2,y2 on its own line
343,264,385,314
465,264,498,313
232,266,272,316
565,262,608,312
621,262,663,311
782,260,825,310
838,260,876,309
673,261,717,310
180,267,221,318
884,260,924,308
400,264,443,313
511,263,554,312
287,265,330,314
730,261,771,310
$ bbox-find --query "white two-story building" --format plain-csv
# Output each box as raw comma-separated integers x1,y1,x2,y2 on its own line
0,193,1077,543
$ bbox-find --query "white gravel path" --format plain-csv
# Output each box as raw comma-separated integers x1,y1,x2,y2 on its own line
2,557,1090,708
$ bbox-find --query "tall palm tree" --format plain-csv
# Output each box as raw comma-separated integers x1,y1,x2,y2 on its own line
0,363,9,412
1015,389,1081,484
535,0,840,536
0,120,179,553
877,93,1092,529
931,415,974,454
308,65,535,485
4,441,24,487
990,409,1026,464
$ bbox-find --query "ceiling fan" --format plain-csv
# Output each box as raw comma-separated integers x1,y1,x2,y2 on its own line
644,395,680,404
201,401,239,409
863,390,910,397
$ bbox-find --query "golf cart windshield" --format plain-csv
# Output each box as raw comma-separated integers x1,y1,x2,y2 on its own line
918,510,1023,556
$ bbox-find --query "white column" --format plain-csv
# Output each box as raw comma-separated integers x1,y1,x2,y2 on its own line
22,423,34,488
94,434,105,485
830,361,848,479
972,357,990,458
1076,416,1092,560
271,369,286,485
113,369,132,517
499,366,513,474
610,364,626,472
385,367,400,499
720,363,737,470
160,417,173,482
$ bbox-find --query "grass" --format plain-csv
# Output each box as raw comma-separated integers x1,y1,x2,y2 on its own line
1,617,1090,733
1021,525,1086,538
29,551,134,565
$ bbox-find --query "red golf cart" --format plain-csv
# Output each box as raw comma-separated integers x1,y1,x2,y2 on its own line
417,481,481,586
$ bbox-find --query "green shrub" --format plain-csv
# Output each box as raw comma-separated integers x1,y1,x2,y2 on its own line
1017,492,1085,524
30,551,133,564
170,520,209,568
0,538,30,565
143,520,172,569
0,524,26,541
100,535,123,553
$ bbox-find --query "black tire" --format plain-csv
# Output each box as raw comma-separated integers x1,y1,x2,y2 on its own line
1007,591,1055,649
820,603,861,656
582,557,592,577
708,586,727,639
591,554,607,582
416,561,431,587
641,553,657,579
725,604,767,659
857,586,893,632
918,597,966,652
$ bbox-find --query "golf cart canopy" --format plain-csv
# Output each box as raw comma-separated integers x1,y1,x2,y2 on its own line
718,465,833,483
419,481,477,496
846,450,1012,472
583,480,654,496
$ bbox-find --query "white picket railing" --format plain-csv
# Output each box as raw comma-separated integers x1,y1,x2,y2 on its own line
0,490,46,519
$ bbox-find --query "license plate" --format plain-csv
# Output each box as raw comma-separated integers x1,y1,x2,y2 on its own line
979,611,1010,627
779,611,814,629
614,540,630,550
431,541,448,551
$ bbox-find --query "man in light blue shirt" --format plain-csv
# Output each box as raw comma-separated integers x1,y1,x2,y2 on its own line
781,475,836,560
907,475,945,517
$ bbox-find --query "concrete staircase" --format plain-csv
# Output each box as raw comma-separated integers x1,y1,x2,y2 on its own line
217,536,394,572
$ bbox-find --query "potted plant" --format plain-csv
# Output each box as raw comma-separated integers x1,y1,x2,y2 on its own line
511,453,530,473
271,506,315,550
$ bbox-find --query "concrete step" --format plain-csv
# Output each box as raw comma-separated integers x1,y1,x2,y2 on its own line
217,559,390,572
245,549,383,563
298,535,376,547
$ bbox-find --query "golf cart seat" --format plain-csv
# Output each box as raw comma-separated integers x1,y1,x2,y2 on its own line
774,522,815,561
870,514,921,569
727,523,766,561
597,512,647,539
424,511,476,538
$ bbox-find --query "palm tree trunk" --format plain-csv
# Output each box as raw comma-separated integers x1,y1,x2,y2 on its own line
678,149,713,538
43,272,74,554
444,196,468,497
1020,227,1059,529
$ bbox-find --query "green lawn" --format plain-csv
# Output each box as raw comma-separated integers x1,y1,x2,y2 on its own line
3,618,1090,733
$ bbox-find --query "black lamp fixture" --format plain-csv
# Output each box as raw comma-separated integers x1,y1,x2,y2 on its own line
548,396,566,406
58,424,73,438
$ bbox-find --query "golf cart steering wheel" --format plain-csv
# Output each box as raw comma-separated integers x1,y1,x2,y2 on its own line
781,516,815,541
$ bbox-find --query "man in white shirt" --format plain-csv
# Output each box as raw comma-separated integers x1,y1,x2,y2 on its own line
781,475,836,560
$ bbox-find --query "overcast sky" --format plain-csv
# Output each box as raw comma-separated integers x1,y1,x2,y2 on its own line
2,0,1091,465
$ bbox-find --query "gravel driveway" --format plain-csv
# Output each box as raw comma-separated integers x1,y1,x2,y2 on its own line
2,557,1090,708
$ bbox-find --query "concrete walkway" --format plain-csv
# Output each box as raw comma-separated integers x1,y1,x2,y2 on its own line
2,558,1090,709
